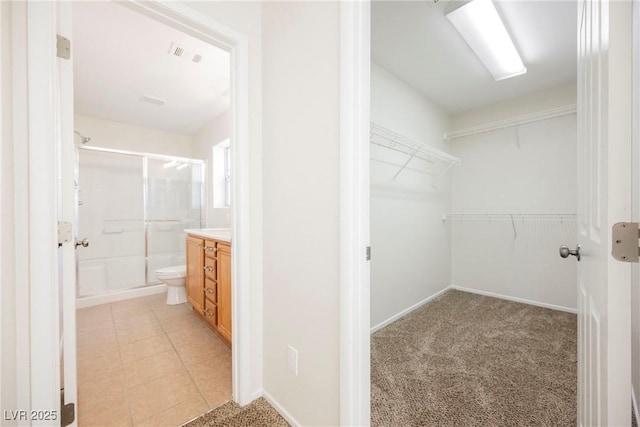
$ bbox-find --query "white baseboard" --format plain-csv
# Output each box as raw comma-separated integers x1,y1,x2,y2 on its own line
76,284,167,308
262,389,301,427
371,285,576,334
450,285,577,314
248,388,263,402
633,385,640,427
370,286,450,334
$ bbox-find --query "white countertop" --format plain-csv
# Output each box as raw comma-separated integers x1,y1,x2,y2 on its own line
184,228,232,243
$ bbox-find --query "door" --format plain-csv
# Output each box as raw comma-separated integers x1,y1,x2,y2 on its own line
576,0,633,425
57,1,78,425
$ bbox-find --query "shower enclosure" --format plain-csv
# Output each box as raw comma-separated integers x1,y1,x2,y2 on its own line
77,147,205,298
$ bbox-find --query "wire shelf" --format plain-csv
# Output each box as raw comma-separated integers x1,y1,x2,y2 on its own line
444,213,578,222
370,122,461,179
443,105,577,141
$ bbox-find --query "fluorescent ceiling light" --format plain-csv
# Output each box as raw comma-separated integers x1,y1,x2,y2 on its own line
446,0,526,81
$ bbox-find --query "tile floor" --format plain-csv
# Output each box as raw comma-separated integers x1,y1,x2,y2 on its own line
76,293,231,427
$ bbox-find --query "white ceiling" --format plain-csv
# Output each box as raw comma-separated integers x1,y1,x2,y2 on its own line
371,0,577,114
72,2,230,136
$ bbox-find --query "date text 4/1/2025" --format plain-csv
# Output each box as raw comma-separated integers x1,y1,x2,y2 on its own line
3,410,58,421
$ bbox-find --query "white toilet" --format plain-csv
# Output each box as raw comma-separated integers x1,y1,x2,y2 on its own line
154,265,187,305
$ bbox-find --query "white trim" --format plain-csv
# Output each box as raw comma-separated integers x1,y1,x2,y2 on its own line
75,284,167,309
370,287,451,334
450,285,578,314
633,2,640,426
262,390,302,427
27,1,62,415
11,0,32,413
339,1,371,426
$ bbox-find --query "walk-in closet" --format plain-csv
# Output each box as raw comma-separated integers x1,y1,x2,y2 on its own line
369,1,578,424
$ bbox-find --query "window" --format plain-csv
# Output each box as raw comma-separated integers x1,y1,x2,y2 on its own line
223,145,231,207
212,139,231,209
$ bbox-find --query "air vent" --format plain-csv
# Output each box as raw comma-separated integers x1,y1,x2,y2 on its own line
140,95,165,106
168,42,186,57
168,42,203,64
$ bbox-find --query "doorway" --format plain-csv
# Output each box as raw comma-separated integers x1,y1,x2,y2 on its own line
70,2,233,424
368,0,578,424
35,1,258,425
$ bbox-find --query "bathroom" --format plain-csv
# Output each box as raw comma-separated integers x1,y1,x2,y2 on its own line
72,2,234,425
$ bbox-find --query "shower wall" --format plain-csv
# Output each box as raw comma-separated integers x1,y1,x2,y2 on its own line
77,149,204,298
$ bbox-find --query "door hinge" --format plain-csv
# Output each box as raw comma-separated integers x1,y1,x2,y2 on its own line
58,221,73,247
366,246,371,261
60,390,75,427
611,222,640,263
56,34,71,60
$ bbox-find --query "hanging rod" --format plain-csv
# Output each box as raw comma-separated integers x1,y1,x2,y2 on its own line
443,213,578,222
370,122,461,179
443,104,577,141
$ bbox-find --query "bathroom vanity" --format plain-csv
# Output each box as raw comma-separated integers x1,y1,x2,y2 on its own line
185,229,232,346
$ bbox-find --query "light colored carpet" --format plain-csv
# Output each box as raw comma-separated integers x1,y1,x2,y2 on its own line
182,398,289,427
371,289,577,426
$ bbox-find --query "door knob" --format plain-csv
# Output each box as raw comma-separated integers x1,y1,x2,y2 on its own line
559,244,580,261
75,238,89,249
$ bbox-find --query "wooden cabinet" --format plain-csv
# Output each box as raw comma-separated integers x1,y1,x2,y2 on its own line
185,234,232,346
217,243,232,343
186,236,204,315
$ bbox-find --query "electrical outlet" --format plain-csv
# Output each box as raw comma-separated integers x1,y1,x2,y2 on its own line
287,345,298,376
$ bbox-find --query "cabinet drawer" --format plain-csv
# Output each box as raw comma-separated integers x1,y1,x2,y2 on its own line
204,240,218,257
203,299,217,327
204,278,217,303
204,257,216,279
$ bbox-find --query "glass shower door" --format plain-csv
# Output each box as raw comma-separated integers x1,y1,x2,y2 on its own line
146,158,204,283
77,150,145,297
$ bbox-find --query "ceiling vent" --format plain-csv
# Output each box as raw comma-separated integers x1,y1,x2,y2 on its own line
168,42,186,57
140,95,165,106
168,42,202,64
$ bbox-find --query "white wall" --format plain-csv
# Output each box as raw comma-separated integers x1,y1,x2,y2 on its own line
193,110,231,228
74,114,193,157
449,84,578,310
370,62,452,328
262,2,340,425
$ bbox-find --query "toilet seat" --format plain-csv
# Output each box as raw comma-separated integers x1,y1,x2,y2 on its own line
154,265,186,280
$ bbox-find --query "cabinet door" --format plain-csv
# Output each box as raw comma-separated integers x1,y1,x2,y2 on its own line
186,236,204,315
217,243,232,344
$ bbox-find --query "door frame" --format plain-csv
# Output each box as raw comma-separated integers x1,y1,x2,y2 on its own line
342,0,639,425
17,0,259,414
339,1,371,425
632,0,640,422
